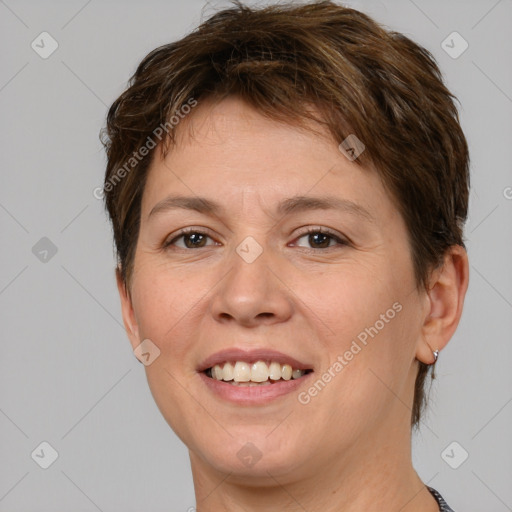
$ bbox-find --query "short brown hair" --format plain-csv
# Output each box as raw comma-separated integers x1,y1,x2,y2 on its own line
100,0,469,428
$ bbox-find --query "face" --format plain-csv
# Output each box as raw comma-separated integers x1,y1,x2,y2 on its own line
119,97,429,483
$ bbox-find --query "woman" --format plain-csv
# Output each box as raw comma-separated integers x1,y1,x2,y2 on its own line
100,2,469,510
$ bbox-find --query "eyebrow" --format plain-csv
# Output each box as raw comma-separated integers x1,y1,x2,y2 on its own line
147,194,375,223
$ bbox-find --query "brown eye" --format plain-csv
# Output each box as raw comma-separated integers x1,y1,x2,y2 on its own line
182,233,208,248
164,230,217,250
307,232,332,249
294,229,347,250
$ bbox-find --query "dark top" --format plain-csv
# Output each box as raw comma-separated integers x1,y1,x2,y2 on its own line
428,486,455,512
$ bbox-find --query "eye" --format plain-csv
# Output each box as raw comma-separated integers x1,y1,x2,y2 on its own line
292,228,348,250
163,229,218,249
162,227,348,251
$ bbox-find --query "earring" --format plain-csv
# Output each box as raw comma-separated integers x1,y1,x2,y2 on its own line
425,342,439,365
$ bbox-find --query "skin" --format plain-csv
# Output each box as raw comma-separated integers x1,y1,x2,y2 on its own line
117,97,469,511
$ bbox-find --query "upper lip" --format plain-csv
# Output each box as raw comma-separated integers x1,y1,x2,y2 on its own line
197,348,313,372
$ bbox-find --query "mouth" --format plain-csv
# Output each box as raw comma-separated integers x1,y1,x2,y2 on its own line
197,348,314,404
203,360,314,386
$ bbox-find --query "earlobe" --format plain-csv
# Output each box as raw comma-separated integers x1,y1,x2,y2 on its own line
115,267,141,351
416,245,470,364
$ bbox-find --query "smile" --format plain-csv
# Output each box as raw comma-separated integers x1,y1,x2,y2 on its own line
198,347,314,404
204,360,313,385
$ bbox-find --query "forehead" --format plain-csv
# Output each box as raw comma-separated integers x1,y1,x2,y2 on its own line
168,96,333,157
140,96,394,224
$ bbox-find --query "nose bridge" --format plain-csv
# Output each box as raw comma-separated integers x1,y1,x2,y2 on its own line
210,236,292,325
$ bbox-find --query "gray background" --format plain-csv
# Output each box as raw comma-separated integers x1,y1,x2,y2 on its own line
1,0,511,510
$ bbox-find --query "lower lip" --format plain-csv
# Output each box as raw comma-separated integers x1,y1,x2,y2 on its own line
198,372,313,405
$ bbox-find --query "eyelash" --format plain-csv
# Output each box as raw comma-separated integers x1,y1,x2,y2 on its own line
162,227,349,251
294,227,349,250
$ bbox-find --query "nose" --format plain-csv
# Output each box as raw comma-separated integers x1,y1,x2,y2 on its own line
209,245,294,328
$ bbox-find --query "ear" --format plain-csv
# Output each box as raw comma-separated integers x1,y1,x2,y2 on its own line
416,245,469,364
116,267,141,352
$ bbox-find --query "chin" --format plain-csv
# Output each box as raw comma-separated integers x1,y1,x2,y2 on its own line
193,429,310,479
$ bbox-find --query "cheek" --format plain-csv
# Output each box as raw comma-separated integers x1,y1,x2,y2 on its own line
130,268,211,443
130,267,207,358
308,261,400,340
305,267,418,414
326,267,418,378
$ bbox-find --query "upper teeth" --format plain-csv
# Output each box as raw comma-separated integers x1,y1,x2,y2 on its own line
209,361,306,383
